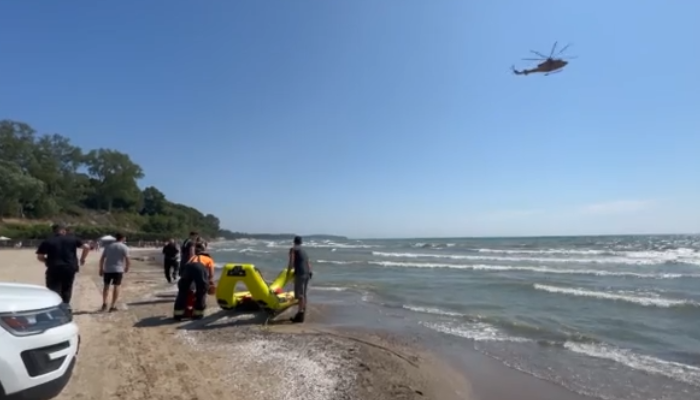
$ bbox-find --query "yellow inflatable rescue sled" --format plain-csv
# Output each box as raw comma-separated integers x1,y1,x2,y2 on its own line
215,264,297,315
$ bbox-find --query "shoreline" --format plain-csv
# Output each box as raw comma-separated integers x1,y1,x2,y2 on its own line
0,248,597,400
0,249,472,400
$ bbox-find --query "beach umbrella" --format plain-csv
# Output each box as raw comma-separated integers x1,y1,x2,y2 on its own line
99,235,116,241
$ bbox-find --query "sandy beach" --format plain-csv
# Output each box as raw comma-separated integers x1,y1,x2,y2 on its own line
0,249,472,400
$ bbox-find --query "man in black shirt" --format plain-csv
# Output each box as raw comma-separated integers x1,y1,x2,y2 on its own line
288,235,312,323
179,231,198,275
162,238,180,283
36,224,91,307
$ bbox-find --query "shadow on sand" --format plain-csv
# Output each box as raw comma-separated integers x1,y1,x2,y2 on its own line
133,309,294,330
72,309,105,316
127,299,174,306
126,292,178,307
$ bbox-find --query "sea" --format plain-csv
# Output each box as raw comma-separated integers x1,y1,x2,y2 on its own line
206,235,700,400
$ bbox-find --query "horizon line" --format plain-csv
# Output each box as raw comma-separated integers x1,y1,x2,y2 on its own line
224,231,698,240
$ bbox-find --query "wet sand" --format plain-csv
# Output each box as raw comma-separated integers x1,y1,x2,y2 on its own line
0,249,472,400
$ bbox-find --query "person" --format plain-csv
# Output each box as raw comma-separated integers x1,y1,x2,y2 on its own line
99,233,131,312
161,238,180,283
179,231,198,275
36,224,91,308
173,243,216,320
287,235,312,323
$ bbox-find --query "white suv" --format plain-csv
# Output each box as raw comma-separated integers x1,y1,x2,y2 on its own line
0,283,80,400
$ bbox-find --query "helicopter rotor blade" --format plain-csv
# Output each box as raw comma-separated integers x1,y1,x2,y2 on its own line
549,41,558,58
522,58,545,61
530,50,548,59
555,43,572,56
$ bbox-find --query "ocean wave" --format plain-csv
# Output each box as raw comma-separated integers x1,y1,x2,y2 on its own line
263,240,376,249
422,315,700,387
313,286,348,292
403,304,464,317
410,242,457,249
374,261,695,279
473,247,699,258
371,251,700,266
315,259,697,279
533,284,699,308
421,320,530,343
316,260,360,265
564,342,700,387
214,247,273,254
474,248,612,256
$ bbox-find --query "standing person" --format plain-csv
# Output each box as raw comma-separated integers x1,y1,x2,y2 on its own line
288,235,312,323
179,231,198,275
99,233,130,312
161,238,180,283
35,224,91,309
173,243,216,320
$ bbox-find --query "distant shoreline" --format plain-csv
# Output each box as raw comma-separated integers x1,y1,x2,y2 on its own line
220,233,698,241
350,232,699,241
217,234,348,241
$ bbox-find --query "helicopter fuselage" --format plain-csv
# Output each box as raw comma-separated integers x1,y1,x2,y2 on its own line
513,58,568,76
513,41,574,76
536,58,567,72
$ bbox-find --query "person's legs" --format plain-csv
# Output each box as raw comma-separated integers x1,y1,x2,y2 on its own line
303,277,309,309
294,275,309,312
102,274,113,311
173,266,193,320
171,260,179,281
292,275,309,322
163,260,172,283
191,264,209,320
59,270,76,306
45,269,63,298
108,273,123,311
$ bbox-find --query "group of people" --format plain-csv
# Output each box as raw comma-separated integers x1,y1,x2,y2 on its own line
167,233,312,323
35,223,131,312
35,225,312,323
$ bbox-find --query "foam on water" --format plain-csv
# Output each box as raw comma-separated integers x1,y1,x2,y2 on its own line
209,234,700,400
533,283,700,308
353,260,696,279
563,342,700,387
405,305,700,388
371,250,700,266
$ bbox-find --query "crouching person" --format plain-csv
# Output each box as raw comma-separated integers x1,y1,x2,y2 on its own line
173,245,215,320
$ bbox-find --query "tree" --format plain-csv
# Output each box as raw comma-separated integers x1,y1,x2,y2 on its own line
204,213,221,233
29,134,85,215
0,120,39,174
84,148,145,212
0,161,45,218
0,119,229,240
141,186,168,216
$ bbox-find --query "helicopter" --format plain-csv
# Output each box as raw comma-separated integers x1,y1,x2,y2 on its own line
512,41,576,76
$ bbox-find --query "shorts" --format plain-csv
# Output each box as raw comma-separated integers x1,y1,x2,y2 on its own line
294,275,309,299
103,272,124,286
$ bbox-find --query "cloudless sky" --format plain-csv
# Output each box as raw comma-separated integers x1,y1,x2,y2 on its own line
1,1,699,238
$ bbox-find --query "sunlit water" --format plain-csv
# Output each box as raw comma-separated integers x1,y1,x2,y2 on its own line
207,235,700,400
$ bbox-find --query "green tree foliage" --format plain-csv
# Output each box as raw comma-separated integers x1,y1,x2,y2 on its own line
0,119,222,240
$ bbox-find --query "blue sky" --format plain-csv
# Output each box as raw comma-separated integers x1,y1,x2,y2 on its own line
1,1,698,238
